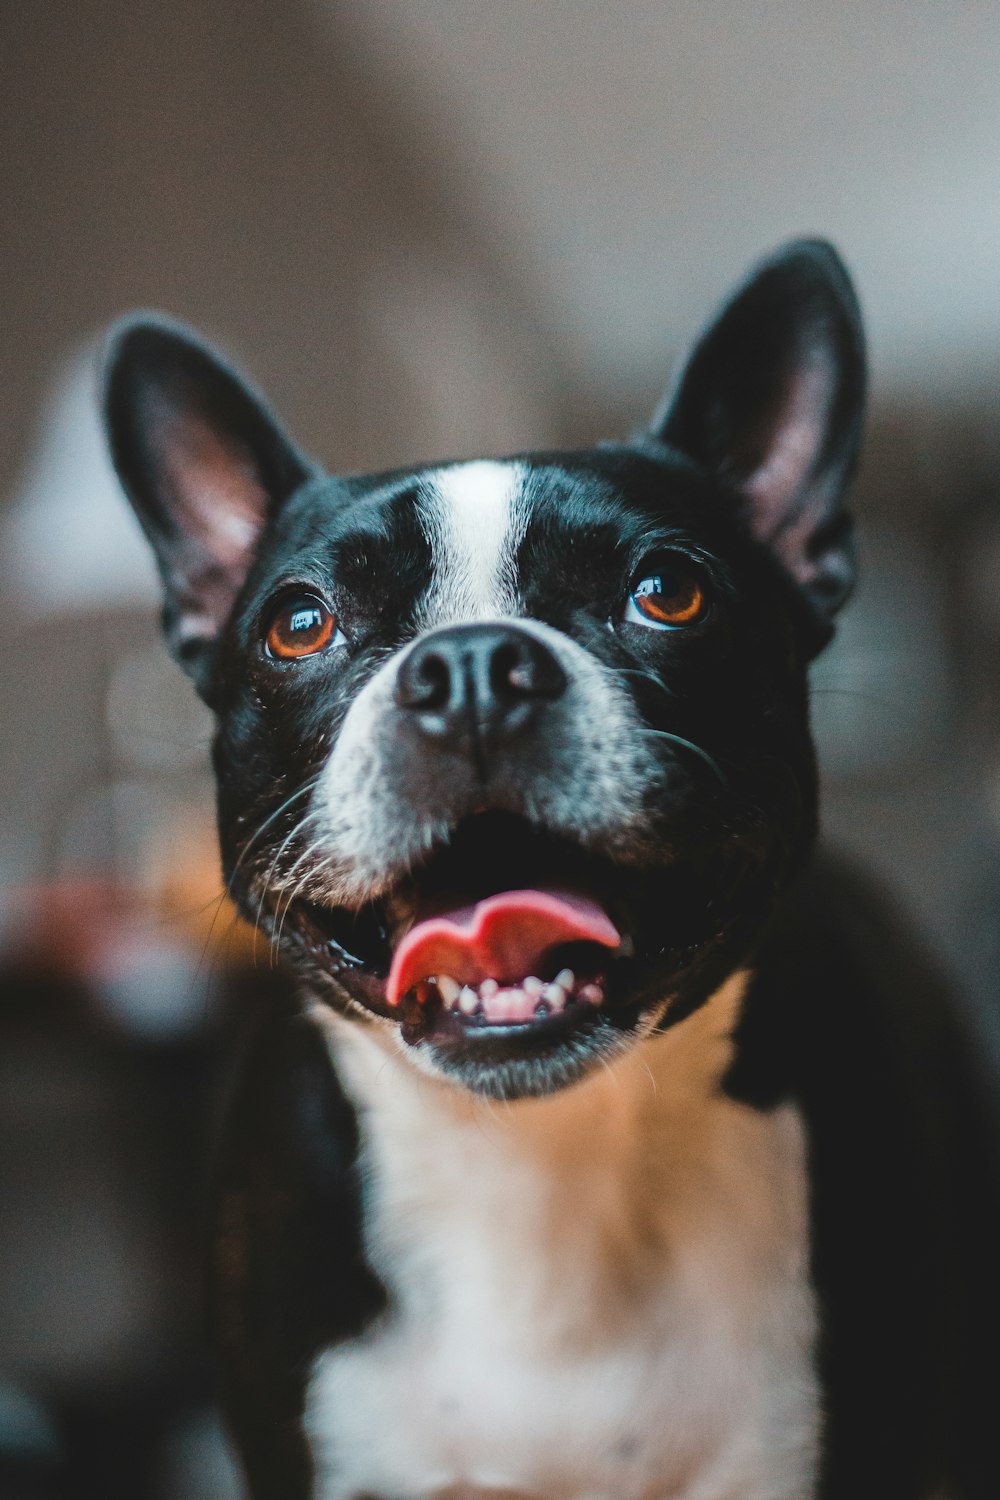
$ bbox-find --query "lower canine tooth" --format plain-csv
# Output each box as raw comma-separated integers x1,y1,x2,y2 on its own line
542,983,567,1009
554,968,575,991
459,986,480,1016
436,975,461,1005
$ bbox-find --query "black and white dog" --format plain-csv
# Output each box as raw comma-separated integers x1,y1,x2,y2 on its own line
104,241,997,1500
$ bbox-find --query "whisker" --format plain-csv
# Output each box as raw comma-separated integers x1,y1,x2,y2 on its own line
269,828,332,942
619,665,676,699
594,1045,618,1084
252,806,325,958
222,776,326,962
199,904,247,1025
194,888,237,984
227,774,322,897
639,727,727,785
271,833,334,962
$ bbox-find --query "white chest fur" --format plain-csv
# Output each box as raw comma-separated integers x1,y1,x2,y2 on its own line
306,976,820,1500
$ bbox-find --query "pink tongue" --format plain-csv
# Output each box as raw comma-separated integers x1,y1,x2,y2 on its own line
386,889,620,1006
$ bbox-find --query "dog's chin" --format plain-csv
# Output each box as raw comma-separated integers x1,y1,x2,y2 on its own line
256,811,751,1100
390,999,663,1100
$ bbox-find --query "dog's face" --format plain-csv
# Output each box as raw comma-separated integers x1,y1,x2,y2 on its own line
104,240,864,1098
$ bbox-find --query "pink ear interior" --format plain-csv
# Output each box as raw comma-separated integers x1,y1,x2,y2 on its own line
738,359,840,594
740,362,830,527
146,406,273,652
162,411,270,575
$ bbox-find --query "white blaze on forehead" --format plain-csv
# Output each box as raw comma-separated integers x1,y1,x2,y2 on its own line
421,460,526,622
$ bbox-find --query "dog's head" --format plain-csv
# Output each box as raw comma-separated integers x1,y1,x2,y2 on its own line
103,239,864,1098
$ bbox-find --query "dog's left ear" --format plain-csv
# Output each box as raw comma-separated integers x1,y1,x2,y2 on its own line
651,239,866,640
103,315,313,697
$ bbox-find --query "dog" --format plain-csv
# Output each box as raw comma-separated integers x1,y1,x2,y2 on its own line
103,240,998,1500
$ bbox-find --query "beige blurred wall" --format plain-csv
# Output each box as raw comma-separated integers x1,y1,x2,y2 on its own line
0,0,577,895
0,0,575,493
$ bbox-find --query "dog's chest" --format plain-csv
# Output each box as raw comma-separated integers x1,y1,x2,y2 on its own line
306,980,820,1500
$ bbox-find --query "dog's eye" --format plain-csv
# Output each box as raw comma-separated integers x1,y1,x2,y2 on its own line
265,594,341,659
624,562,707,630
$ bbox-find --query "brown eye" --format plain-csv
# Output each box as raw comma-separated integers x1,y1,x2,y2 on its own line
265,594,339,659
626,563,707,629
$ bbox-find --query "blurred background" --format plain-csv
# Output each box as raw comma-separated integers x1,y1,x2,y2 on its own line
2,1,999,1495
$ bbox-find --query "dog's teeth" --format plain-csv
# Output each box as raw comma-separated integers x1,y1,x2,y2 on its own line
542,982,567,1010
479,978,499,998
554,968,575,992
459,985,480,1016
436,974,461,1006
523,976,544,996
578,982,604,1006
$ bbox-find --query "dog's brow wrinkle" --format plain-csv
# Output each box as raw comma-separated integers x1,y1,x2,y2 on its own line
420,460,527,623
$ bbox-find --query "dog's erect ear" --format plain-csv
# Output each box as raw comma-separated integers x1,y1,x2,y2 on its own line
651,239,866,638
103,316,313,695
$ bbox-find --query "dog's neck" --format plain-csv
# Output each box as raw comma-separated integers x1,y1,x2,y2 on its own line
311,969,759,1305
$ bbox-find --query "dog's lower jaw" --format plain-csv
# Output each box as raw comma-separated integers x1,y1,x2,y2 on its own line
303,969,822,1500
292,977,668,1103
394,992,675,1103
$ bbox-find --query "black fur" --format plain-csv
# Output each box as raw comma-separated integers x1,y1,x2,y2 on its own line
102,239,998,1498
210,1000,384,1500
728,859,1000,1499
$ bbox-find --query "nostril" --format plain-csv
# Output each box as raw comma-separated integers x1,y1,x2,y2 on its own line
496,640,567,700
490,642,525,701
395,624,567,740
396,649,452,711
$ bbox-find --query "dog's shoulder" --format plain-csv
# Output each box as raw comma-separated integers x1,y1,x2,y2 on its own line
727,849,978,1107
730,851,1000,1499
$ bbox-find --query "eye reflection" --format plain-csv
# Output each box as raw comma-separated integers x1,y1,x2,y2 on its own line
625,563,707,630
265,594,341,659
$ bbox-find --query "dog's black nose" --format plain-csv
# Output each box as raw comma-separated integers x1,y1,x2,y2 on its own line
395,623,567,750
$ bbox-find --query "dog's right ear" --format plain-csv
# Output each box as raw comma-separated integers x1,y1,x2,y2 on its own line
103,316,313,698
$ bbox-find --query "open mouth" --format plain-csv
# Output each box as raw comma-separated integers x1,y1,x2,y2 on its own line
274,812,653,1047
264,808,752,1091
386,883,623,1034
